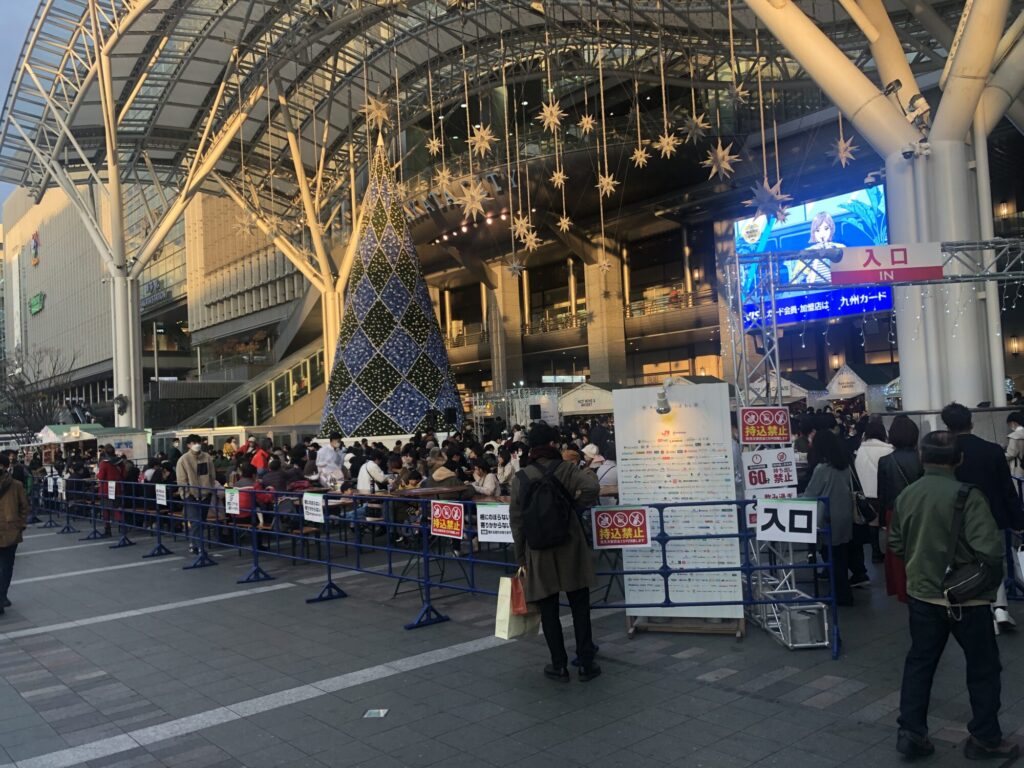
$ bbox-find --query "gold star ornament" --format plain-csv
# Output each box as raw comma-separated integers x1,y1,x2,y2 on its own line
745,178,793,222
512,213,533,243
506,257,526,278
598,260,612,274
361,97,391,130
631,146,650,168
549,169,568,189
596,173,619,198
522,230,542,252
426,137,442,156
577,114,596,136
537,97,567,133
829,136,859,168
701,139,741,180
557,215,572,233
727,82,749,108
456,177,490,221
433,167,455,193
467,124,498,158
655,132,681,159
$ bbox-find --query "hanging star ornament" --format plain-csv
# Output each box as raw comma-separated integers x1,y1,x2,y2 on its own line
577,114,596,135
537,97,567,133
745,178,793,222
631,146,651,168
598,260,612,274
654,131,681,159
506,257,526,278
829,135,859,168
522,230,542,252
233,213,259,237
549,168,568,189
456,177,489,221
426,137,442,156
701,139,741,180
433,167,455,193
682,112,711,144
726,82,749,108
596,173,620,198
512,213,533,242
467,124,498,158
361,97,391,130
557,215,572,233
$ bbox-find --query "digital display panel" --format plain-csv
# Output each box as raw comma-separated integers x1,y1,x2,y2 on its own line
734,186,890,327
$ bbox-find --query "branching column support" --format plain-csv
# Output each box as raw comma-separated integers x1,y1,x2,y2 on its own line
276,79,341,373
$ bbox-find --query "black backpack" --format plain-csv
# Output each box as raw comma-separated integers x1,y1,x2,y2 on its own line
516,460,576,550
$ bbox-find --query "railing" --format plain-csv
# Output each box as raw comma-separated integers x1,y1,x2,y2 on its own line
445,329,490,349
30,479,840,657
523,312,590,336
625,287,716,318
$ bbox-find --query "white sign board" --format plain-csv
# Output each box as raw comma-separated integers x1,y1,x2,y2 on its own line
831,242,944,285
225,488,240,516
742,448,797,492
107,481,116,501
614,383,742,619
302,492,325,524
155,484,167,507
46,476,55,493
477,503,513,543
755,498,818,544
57,477,66,500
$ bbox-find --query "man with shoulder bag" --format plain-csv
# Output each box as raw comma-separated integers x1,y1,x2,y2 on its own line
889,431,1017,760
175,435,216,555
509,423,600,682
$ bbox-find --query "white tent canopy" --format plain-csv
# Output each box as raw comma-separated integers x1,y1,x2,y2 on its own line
559,384,613,416
35,425,95,445
748,375,827,404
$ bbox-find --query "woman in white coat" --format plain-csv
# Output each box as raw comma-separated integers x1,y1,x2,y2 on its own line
1005,412,1024,477
853,418,893,571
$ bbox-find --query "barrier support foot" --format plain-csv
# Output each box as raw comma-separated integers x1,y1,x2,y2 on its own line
143,543,173,558
81,529,110,541
39,519,59,529
109,535,135,549
306,581,347,604
183,550,217,569
58,522,78,534
237,566,274,583
404,604,449,630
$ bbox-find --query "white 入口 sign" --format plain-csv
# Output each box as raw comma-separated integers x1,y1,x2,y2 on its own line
755,499,818,544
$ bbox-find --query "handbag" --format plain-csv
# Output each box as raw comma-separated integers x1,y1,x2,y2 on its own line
850,468,877,525
495,575,540,639
943,484,994,606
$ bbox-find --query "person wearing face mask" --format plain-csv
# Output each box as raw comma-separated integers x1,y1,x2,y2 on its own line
316,432,345,485
175,435,216,555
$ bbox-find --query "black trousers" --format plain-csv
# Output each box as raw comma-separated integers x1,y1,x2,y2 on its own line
535,587,595,668
0,542,17,603
899,598,1002,745
848,523,870,581
820,542,854,606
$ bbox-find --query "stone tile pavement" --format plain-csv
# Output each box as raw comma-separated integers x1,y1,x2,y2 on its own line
2,527,1023,767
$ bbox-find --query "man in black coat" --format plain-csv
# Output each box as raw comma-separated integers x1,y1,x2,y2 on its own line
942,402,1024,630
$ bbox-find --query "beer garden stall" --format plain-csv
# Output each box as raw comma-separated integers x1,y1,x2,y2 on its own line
29,424,150,466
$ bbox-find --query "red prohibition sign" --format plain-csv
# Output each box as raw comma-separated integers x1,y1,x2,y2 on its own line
597,512,613,528
743,411,758,425
452,508,462,521
628,511,645,526
774,410,789,426
777,451,788,462
612,512,629,528
758,410,774,426
441,506,453,520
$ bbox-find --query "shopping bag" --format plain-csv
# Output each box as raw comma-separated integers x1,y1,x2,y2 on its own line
1013,545,1024,590
511,573,528,616
495,576,540,639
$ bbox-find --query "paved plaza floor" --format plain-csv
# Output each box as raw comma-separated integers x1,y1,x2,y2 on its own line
1,527,1023,768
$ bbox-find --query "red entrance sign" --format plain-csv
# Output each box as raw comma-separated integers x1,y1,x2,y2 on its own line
738,406,792,444
430,500,465,539
592,506,651,549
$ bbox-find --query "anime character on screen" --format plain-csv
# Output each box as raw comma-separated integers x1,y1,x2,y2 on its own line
788,212,845,284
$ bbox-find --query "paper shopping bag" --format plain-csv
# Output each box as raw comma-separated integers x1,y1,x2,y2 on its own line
495,576,540,639
1014,546,1024,590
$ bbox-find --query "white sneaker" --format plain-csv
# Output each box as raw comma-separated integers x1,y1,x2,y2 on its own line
995,607,1016,629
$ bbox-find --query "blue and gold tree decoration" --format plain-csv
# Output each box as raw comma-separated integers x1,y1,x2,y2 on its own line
319,138,464,437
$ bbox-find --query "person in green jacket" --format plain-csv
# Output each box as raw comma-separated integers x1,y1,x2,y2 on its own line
889,431,1017,761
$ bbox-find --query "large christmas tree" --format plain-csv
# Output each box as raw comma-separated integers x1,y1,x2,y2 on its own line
319,139,464,437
